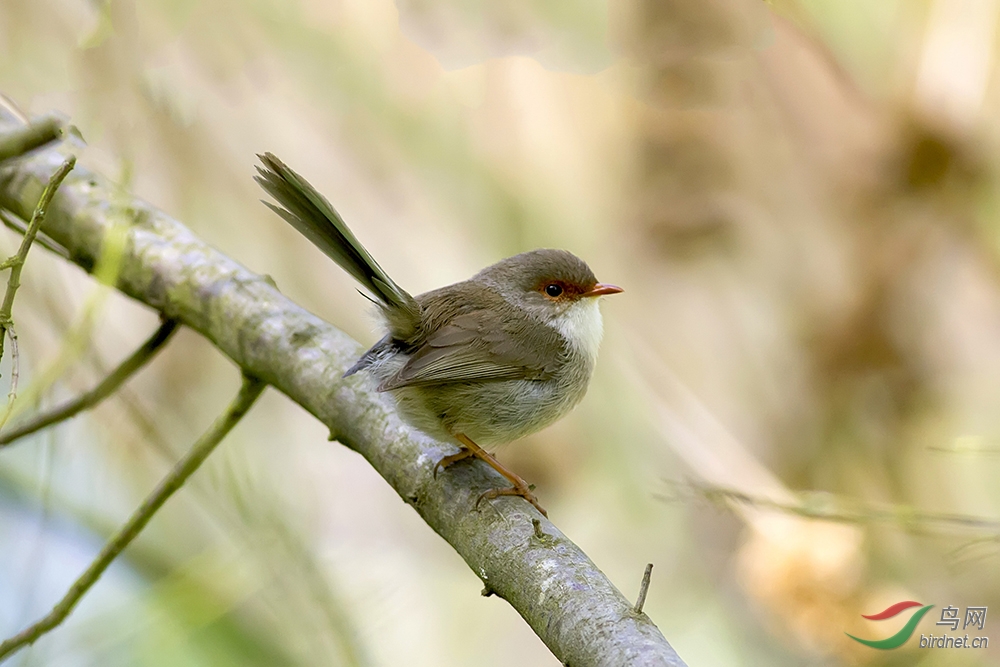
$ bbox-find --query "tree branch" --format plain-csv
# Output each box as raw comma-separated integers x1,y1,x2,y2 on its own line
0,373,267,661
0,318,179,448
0,114,687,667
0,115,63,163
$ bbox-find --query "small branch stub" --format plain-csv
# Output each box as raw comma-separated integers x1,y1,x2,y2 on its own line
634,563,654,614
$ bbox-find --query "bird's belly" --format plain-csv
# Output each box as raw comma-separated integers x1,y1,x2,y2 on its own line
361,344,593,448
390,376,588,448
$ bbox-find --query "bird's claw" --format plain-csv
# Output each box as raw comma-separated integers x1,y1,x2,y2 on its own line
476,485,548,517
433,448,476,478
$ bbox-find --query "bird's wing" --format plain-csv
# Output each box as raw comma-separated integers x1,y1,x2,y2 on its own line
377,308,563,391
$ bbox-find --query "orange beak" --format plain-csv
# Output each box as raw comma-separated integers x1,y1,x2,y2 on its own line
582,283,624,297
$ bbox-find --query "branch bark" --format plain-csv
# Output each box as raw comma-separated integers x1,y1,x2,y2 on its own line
0,113,687,667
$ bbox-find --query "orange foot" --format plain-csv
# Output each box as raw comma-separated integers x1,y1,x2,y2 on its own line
434,447,476,478
433,433,547,517
476,483,546,517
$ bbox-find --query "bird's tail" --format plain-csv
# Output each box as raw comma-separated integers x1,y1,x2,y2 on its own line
255,153,421,334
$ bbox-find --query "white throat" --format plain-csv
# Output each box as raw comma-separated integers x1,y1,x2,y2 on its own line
550,298,604,363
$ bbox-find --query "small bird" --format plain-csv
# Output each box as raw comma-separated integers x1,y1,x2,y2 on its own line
255,153,622,516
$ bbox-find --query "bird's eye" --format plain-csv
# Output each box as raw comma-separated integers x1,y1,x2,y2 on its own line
544,283,563,297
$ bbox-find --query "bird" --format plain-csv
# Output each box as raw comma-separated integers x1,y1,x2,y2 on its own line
255,153,622,516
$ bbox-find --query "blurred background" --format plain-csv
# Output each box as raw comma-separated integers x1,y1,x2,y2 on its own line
1,0,999,665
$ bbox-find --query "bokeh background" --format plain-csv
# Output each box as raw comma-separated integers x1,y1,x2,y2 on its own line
2,0,1000,665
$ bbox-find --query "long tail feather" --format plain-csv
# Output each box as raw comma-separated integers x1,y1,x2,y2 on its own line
255,153,421,336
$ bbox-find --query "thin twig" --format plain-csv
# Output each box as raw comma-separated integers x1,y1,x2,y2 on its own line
0,116,62,163
0,156,76,367
0,209,128,432
0,95,30,125
0,373,267,662
672,481,1000,534
0,319,180,448
0,209,71,260
634,564,653,614
5,325,17,403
